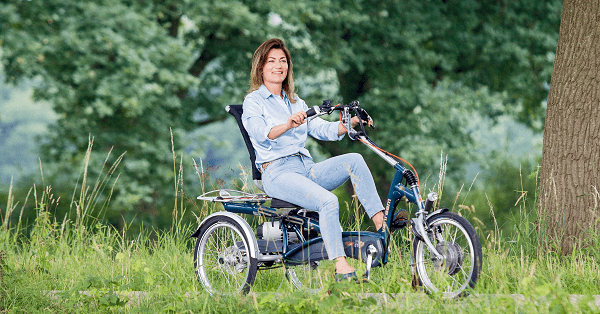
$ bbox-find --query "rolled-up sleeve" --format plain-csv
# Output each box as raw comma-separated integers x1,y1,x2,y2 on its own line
307,117,345,141
242,96,277,149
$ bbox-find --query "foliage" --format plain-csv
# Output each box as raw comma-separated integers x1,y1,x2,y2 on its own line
0,0,561,227
0,0,274,222
271,0,560,192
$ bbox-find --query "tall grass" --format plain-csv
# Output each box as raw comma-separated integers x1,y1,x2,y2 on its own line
1,146,599,313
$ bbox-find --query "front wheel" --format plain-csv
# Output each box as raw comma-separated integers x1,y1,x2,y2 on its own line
194,215,258,296
411,212,482,298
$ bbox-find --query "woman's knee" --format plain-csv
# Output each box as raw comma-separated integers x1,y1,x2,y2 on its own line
345,153,366,169
316,193,339,213
345,152,363,162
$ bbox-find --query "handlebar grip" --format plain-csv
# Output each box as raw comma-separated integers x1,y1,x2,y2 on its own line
306,107,317,117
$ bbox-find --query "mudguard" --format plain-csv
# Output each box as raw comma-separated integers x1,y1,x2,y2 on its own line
190,211,259,259
410,208,450,240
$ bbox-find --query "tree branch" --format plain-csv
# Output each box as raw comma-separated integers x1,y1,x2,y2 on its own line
178,35,220,100
168,14,180,38
197,115,228,127
189,35,219,77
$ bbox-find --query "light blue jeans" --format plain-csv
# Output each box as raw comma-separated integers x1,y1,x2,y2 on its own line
261,153,384,260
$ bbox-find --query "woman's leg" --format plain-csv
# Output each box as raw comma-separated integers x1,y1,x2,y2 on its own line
262,157,347,261
307,153,385,219
306,153,386,274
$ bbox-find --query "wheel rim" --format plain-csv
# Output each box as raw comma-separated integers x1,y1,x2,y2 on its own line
286,261,324,293
414,218,476,298
196,222,251,295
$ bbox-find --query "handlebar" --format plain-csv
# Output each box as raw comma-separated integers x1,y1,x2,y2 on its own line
306,100,374,136
308,100,406,170
306,100,335,118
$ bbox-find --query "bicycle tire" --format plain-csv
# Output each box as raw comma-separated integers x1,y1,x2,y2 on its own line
194,215,258,296
411,211,482,298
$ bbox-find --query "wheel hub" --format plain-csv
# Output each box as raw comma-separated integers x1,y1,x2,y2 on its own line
218,246,247,275
432,241,464,275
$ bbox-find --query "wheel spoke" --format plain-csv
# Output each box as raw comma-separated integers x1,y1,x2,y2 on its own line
456,262,471,278
448,271,462,286
287,261,323,292
418,257,435,266
230,229,236,245
451,226,459,243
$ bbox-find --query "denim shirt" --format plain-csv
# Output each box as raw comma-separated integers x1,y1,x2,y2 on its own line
242,85,344,168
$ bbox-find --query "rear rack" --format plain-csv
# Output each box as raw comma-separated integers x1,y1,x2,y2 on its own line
197,189,271,203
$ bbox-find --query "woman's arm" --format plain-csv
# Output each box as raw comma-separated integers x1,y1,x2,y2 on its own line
267,111,308,139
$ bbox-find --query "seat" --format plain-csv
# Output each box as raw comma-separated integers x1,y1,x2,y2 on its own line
226,105,300,209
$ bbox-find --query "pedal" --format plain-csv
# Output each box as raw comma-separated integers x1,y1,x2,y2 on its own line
391,209,408,230
364,244,377,281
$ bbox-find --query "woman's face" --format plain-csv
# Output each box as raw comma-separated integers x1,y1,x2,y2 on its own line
262,48,288,86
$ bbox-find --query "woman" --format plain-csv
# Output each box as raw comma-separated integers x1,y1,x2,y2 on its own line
242,38,385,280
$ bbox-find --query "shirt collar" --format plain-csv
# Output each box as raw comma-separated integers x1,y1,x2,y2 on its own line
258,84,288,102
257,85,271,98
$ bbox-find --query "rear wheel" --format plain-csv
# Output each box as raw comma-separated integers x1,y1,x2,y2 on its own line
411,212,482,298
194,216,258,296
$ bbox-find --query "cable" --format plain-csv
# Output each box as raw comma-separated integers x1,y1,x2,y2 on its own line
338,111,421,190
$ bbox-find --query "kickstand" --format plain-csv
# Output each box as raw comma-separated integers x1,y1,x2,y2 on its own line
364,244,377,281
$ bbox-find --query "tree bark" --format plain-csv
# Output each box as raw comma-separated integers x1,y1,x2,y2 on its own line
538,0,600,255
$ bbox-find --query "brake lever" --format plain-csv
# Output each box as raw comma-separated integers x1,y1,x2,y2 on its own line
306,100,335,120
320,99,335,114
357,108,375,129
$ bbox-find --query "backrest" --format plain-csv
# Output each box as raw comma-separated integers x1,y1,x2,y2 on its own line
227,105,301,209
226,105,262,181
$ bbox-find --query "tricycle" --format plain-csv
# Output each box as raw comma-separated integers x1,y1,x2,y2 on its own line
191,101,482,298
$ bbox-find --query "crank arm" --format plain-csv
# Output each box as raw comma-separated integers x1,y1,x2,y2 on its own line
365,244,377,281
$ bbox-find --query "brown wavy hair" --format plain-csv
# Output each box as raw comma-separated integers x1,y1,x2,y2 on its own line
248,38,296,103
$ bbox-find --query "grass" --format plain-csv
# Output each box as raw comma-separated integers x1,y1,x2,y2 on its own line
1,147,599,313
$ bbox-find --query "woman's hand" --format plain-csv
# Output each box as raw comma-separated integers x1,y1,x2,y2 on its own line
350,115,373,128
267,111,307,140
286,111,308,129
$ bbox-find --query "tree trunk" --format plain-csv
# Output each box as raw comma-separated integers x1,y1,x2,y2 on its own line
538,0,600,255
334,67,379,200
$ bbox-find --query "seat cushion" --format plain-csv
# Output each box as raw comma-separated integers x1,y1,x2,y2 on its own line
270,198,301,209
